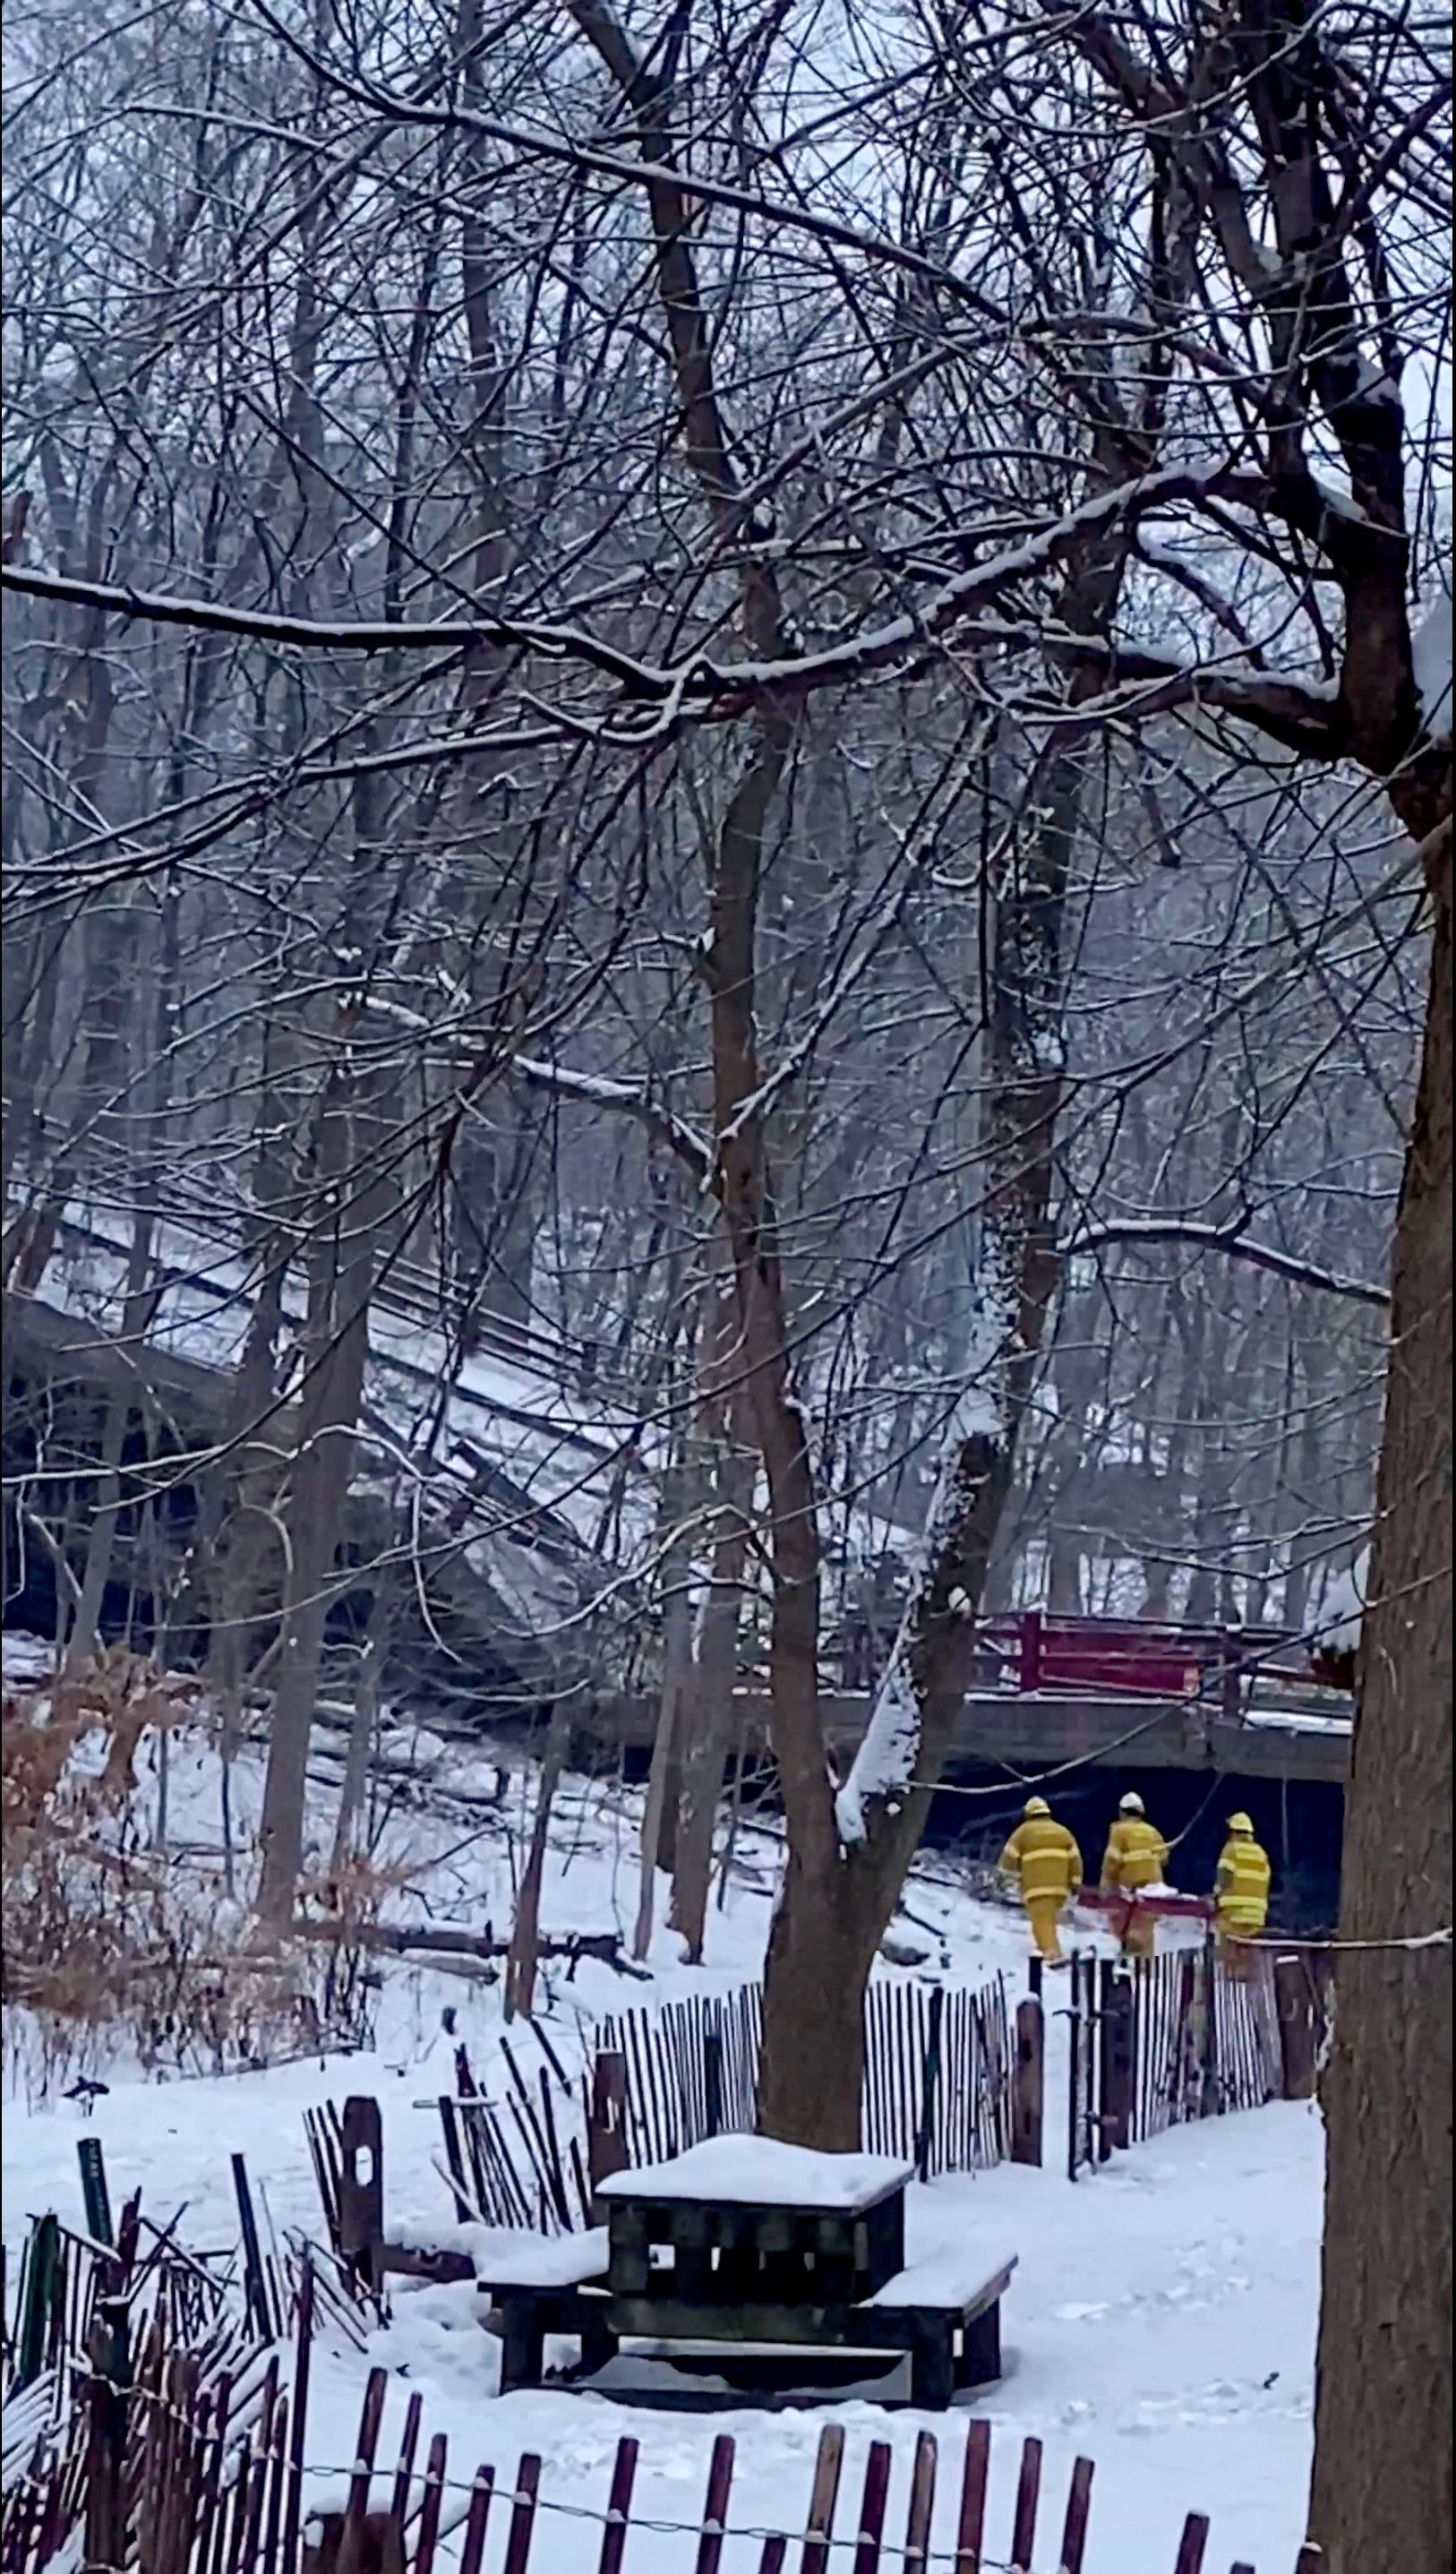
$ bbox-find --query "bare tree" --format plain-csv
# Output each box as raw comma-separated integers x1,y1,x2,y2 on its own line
3,0,1448,2544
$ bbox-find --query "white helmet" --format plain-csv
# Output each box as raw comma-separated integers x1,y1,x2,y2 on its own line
1118,1792,1144,1815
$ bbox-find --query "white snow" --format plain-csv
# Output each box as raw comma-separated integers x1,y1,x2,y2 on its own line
861,2243,1018,2310
1318,1549,1368,1656
1413,577,1453,739
467,2226,610,2287
834,1650,921,1849
596,2138,912,2211
0,1664,1326,2571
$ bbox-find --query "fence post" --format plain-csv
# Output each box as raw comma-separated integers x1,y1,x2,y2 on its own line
77,2137,114,2250
1196,1935,1220,2120
588,2051,630,2201
338,2098,384,2288
1099,1971,1135,2156
232,2155,277,2343
1273,1954,1319,2099
1010,2436,1042,2572
16,2210,61,2388
1011,1995,1044,2168
1066,1957,1083,2182
915,1986,946,2182
704,2026,724,2141
82,2295,129,2574
1172,2512,1209,2573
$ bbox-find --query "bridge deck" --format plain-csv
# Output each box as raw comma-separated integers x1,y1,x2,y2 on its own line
591,1687,1351,1786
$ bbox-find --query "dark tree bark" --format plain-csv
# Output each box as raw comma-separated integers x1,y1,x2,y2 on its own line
634,1447,698,1959
504,1707,570,2021
670,1429,756,1963
1308,809,1452,2570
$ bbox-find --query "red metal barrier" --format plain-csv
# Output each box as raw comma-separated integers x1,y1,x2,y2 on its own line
980,1610,1244,1700
1075,1887,1213,1926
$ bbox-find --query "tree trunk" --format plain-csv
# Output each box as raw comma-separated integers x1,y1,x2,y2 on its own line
670,1436,755,1962
254,1071,381,1921
65,1217,159,1671
758,1437,1017,2145
504,1708,569,2021
758,1864,878,2149
757,628,1116,2146
1307,811,1452,2568
330,1618,385,1879
632,1450,698,1957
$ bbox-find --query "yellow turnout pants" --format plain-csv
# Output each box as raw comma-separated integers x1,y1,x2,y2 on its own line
1119,1904,1156,1961
1216,1918,1258,1978
1025,1893,1066,1961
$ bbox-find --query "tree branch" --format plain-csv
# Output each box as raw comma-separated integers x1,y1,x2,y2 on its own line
513,1053,712,1182
1060,1218,1391,1307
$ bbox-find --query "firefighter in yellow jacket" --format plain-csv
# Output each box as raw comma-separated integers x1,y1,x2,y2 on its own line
1213,1812,1272,1976
998,1797,1083,1962
1099,1792,1169,1960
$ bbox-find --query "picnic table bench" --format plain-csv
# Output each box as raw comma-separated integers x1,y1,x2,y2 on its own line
471,2227,614,2392
476,2139,1016,2409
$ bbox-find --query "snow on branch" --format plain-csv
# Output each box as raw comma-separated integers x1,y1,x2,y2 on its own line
513,1054,712,1180
4,470,1345,749
834,1252,1015,1850
835,1646,921,1849
0,564,667,693
1059,1219,1391,1308
1320,1549,1370,1657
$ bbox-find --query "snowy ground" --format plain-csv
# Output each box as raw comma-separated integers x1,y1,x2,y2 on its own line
1,1655,1321,2571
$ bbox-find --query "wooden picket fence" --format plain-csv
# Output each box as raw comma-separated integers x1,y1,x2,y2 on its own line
437,2035,599,2237
596,1975,1015,2181
425,1976,1017,2245
1066,1941,1326,2179
2,2148,1320,2573
2,2303,1321,2573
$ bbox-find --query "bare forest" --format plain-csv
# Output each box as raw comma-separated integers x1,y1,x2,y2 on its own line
1,0,1450,2558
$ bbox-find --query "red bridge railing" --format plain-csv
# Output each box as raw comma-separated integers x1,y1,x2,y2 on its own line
839,1609,1340,1708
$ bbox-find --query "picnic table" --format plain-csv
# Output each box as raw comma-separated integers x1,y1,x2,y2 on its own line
475,2137,1016,2408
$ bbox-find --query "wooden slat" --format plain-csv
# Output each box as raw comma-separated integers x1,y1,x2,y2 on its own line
800,2423,845,2574
595,2436,638,2574
257,2388,288,2574
389,2390,424,2528
1058,2455,1094,2574
695,2432,737,2574
955,2419,991,2573
281,2256,314,2574
1010,2434,1042,2572
903,2430,938,2570
852,2441,893,2574
340,2366,389,2548
410,2432,449,2574
456,2467,496,2574
1173,2513,1211,2573
502,2453,542,2574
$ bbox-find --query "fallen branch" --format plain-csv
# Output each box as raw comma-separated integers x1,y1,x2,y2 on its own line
288,1918,652,1977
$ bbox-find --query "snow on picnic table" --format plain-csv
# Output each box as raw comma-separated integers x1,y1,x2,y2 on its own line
596,2138,912,2211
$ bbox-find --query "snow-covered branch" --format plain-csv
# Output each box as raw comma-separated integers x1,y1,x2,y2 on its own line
513,1055,712,1182
1059,1220,1391,1308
